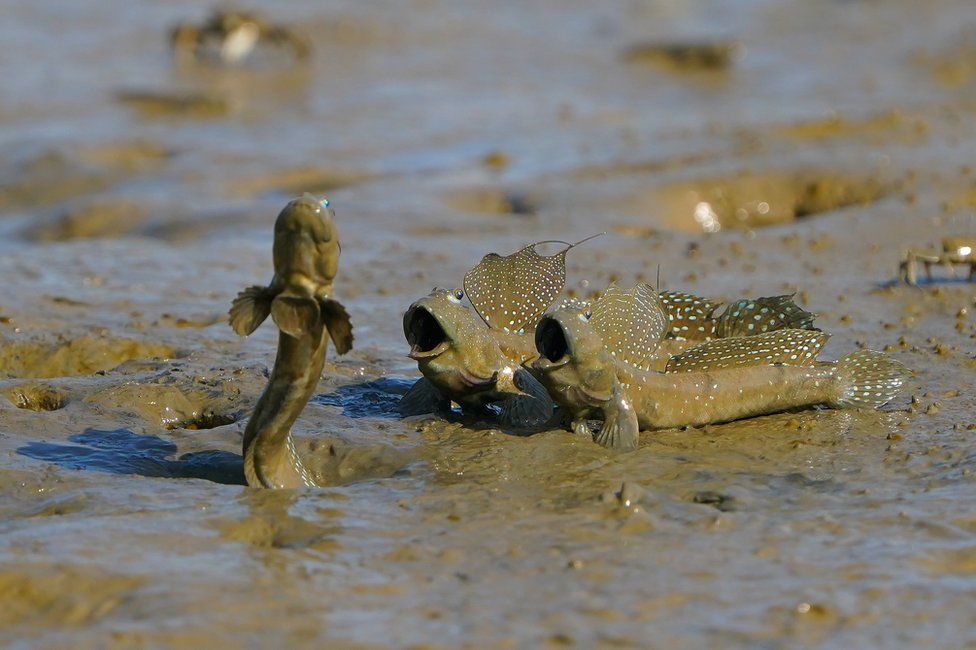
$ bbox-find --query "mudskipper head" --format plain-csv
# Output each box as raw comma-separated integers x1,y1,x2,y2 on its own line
403,289,505,392
272,193,339,296
532,306,617,405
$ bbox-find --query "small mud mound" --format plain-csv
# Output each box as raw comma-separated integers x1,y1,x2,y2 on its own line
0,337,177,379
2,383,68,411
640,170,890,232
622,41,743,71
442,187,540,216
26,200,146,242
87,382,240,430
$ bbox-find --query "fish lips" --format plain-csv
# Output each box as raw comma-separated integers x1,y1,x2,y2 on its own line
408,341,450,360
531,355,570,371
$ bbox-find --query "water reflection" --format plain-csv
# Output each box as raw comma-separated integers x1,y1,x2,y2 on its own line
18,428,244,485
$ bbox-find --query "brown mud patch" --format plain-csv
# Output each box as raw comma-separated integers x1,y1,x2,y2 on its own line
228,165,373,198
442,187,540,216
632,170,892,232
114,89,230,119
2,382,68,411
0,141,170,211
771,110,930,145
914,30,976,87
0,336,176,379
0,563,144,630
25,200,146,242
622,41,744,71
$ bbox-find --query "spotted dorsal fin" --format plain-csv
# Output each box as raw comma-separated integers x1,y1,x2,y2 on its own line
665,329,829,373
463,235,600,334
590,282,668,370
658,290,721,340
714,294,818,338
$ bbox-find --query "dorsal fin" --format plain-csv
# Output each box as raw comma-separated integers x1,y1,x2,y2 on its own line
658,290,721,340
665,329,828,373
714,294,818,338
590,282,668,370
463,235,601,334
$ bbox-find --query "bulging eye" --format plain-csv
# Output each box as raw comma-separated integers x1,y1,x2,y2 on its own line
454,289,464,300
584,310,592,319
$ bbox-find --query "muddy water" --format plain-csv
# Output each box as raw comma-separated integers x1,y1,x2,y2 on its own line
2,0,976,647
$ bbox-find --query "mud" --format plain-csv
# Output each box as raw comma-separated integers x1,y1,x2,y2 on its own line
1,0,975,647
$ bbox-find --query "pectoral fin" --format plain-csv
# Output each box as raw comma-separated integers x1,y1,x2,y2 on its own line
594,383,639,450
498,367,554,428
271,295,321,338
320,298,354,354
229,285,275,336
398,377,451,416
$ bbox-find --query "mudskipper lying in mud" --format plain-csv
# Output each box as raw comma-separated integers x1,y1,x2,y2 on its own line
399,240,596,427
229,194,353,488
532,283,910,450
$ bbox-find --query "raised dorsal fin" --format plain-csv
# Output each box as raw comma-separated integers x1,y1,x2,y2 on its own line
463,235,600,334
713,294,818,338
590,282,668,370
658,290,721,340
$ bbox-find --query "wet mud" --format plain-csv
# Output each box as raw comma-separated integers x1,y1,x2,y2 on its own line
1,0,975,647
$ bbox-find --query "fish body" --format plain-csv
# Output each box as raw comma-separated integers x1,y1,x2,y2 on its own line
229,194,353,488
532,305,908,450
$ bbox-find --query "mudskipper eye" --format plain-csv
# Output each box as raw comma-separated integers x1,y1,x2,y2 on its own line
455,289,464,300
584,310,592,319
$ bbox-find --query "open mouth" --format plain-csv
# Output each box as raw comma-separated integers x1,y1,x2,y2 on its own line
535,315,570,366
404,305,450,359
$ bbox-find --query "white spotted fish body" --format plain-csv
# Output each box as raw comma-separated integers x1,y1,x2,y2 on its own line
590,282,668,371
531,307,910,450
665,329,828,373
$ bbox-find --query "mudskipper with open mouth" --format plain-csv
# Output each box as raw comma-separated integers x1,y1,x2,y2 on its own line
399,238,601,427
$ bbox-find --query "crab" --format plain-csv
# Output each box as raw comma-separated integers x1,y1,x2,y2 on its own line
899,236,976,285
169,9,310,65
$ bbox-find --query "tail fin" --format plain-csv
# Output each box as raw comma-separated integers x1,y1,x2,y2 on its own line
831,350,910,409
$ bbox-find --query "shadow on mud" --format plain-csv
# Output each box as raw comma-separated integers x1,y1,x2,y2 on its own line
17,428,244,485
311,377,414,418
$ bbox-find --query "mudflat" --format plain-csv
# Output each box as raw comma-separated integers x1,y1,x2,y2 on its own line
1,1,974,647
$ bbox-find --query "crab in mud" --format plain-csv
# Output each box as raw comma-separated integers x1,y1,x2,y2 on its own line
170,9,310,65
899,236,976,285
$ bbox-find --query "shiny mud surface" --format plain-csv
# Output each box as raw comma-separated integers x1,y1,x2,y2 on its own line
2,0,976,647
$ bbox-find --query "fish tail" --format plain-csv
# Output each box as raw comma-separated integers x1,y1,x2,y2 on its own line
830,350,910,409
